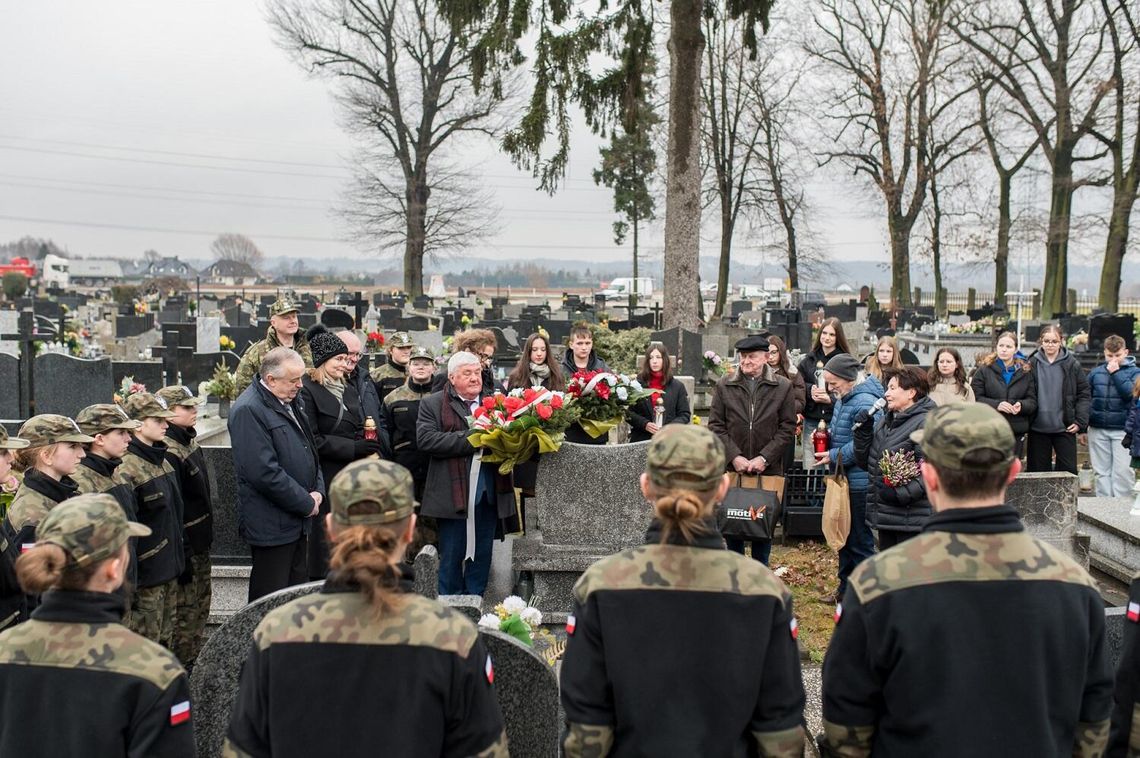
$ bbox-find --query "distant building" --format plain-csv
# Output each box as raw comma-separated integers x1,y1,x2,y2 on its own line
201,259,259,286
122,256,197,282
68,258,123,285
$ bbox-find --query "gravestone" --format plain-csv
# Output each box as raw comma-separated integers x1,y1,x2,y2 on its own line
1006,472,1087,568
33,354,114,417
320,307,355,330
191,351,240,390
0,310,18,356
398,315,430,332
409,330,444,355
115,314,155,339
196,316,222,354
112,361,165,395
0,354,20,418
378,308,402,329
513,441,651,619
650,327,680,356
204,445,248,563
679,329,703,376
190,581,559,757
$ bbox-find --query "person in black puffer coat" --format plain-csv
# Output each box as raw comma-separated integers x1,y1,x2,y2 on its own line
970,331,1037,454
854,366,936,550
796,317,854,467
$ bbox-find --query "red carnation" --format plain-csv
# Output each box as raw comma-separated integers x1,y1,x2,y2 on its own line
536,404,553,420
596,383,611,400
503,396,524,414
482,396,497,410
474,407,487,419
523,388,537,402
550,395,563,409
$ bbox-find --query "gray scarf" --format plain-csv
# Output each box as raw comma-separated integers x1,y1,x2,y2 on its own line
529,361,550,386
322,376,346,403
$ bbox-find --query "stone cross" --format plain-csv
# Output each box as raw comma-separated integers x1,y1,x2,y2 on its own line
0,309,46,416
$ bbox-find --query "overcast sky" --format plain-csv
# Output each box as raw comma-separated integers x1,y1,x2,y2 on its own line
0,1,893,275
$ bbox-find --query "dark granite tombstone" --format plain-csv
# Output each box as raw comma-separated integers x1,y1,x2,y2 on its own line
115,314,155,339
413,295,432,310
191,351,240,388
679,329,703,376
768,322,813,353
319,307,355,330
112,361,165,394
867,310,891,330
297,313,317,330
33,354,114,416
0,353,20,418
298,298,319,315
823,302,856,322
223,306,249,327
222,326,264,354
650,327,680,356
204,445,248,563
398,315,429,331
378,308,403,328
544,320,571,345
730,301,753,320
1089,313,1136,352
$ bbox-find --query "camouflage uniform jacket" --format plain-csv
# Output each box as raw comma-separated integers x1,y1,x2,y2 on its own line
370,355,408,403
821,505,1114,758
0,470,79,630
71,454,141,597
382,378,434,495
560,522,806,758
1109,574,1140,756
163,424,213,556
234,326,313,395
0,589,194,757
118,438,185,588
225,574,508,758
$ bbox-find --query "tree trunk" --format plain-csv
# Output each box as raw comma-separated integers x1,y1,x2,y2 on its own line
1099,183,1136,312
631,208,640,313
662,0,705,330
888,218,913,309
930,179,945,319
995,172,1011,306
1041,157,1074,318
713,197,733,319
404,174,429,297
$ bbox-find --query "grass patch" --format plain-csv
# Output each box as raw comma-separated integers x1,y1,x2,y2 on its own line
770,539,839,662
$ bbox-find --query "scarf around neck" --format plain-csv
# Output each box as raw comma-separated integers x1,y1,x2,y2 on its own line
322,375,346,402
529,361,550,387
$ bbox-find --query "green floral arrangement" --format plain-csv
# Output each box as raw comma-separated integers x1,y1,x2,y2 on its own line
204,362,237,401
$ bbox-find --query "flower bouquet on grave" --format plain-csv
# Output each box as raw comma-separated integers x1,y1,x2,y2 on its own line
879,449,921,487
113,376,147,405
366,331,385,351
564,370,650,439
467,388,579,474
478,595,554,650
702,350,726,377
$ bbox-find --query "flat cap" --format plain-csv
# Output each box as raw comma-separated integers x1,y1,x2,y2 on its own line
734,334,770,353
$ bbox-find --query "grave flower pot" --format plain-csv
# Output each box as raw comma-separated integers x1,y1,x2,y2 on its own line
218,399,231,419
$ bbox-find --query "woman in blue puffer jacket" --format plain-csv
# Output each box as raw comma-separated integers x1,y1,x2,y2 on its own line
813,353,884,602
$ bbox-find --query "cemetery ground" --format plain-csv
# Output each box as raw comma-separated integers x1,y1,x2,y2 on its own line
770,540,840,662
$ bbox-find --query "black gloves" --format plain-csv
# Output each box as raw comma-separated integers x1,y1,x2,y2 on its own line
354,439,383,458
1123,434,1133,451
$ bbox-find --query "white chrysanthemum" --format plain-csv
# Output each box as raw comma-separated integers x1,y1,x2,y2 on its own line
520,607,543,627
502,595,527,614
616,387,628,401
629,380,643,391
605,374,617,386
478,614,501,630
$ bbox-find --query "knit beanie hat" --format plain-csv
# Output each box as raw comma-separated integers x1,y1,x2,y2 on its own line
824,353,862,381
310,331,349,368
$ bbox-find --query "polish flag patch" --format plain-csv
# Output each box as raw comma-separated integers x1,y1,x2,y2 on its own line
169,701,190,726
566,614,577,636
834,603,844,624
1128,601,1140,623
20,543,34,553
485,655,494,685
789,617,799,640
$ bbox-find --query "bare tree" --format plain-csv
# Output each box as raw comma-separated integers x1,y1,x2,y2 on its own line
1092,0,1140,311
951,0,1112,317
209,233,264,268
808,0,967,308
266,0,507,297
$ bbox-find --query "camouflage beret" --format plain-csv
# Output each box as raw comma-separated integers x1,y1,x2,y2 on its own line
329,458,416,526
408,346,435,362
120,392,176,421
271,298,300,317
389,332,415,348
76,403,141,435
155,385,203,407
0,425,29,450
36,493,150,568
19,414,94,446
646,424,726,492
911,403,1016,471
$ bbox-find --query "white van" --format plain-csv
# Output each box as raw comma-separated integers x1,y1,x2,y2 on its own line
42,254,70,289
600,277,654,300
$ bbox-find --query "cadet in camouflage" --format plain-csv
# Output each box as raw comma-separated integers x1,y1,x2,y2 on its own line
370,330,415,402
234,297,313,395
0,414,91,630
223,457,508,758
382,345,436,553
0,494,194,757
821,402,1113,758
560,424,806,757
156,385,213,670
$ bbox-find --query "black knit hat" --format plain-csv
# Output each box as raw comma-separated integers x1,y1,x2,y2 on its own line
309,331,349,368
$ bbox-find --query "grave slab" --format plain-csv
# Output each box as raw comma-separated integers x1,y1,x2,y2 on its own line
1077,497,1140,581
33,354,113,416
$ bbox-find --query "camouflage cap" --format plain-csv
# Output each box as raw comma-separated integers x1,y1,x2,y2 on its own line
155,385,204,407
0,425,29,450
36,493,150,567
911,403,1016,471
646,424,726,492
120,392,176,421
329,458,416,526
408,346,435,362
271,297,300,317
19,414,94,446
389,332,415,348
76,403,142,435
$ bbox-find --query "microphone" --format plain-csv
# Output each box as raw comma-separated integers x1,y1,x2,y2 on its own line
852,397,887,431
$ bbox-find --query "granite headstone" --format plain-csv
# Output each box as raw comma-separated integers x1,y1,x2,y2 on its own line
33,354,113,417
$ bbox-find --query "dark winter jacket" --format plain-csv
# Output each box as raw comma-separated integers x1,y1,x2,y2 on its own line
1030,347,1090,433
796,348,842,423
854,395,936,533
0,590,194,757
119,438,186,588
0,470,79,630
1088,356,1140,430
971,358,1038,436
561,349,611,380
1123,402,1140,460
163,424,213,557
822,505,1113,758
627,377,692,443
416,384,516,522
778,366,806,417
560,522,805,757
707,365,797,476
228,379,323,547
382,378,435,499
348,362,383,432
299,373,368,492
1108,574,1140,756
825,375,885,492
71,454,140,595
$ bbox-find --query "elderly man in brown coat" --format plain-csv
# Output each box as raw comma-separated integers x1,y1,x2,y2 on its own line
708,334,797,564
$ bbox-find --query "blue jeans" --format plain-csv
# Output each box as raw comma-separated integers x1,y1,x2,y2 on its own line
437,495,498,596
837,488,875,597
725,538,772,566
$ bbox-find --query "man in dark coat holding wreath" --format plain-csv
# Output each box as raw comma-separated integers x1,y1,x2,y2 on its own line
416,351,515,597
